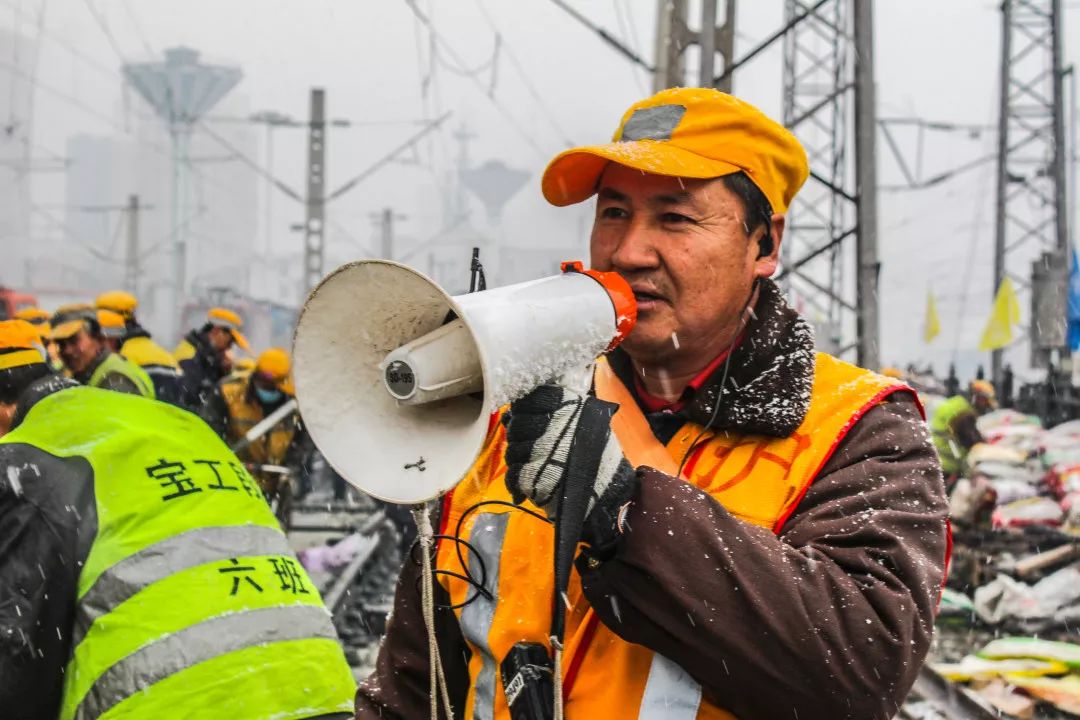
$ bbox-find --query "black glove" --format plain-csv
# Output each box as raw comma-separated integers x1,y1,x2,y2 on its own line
503,385,637,537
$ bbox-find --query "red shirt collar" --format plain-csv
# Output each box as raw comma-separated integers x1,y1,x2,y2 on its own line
633,331,745,413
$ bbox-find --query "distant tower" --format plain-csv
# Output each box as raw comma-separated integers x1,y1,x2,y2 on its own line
461,160,529,223
123,47,241,340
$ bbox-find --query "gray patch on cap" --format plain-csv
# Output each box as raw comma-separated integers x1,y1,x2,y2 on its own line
619,104,687,142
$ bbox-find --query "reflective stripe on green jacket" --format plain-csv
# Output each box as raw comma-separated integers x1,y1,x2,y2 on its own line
87,351,155,399
929,394,974,476
1,386,355,720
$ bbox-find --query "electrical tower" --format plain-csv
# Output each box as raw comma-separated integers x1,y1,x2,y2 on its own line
654,0,736,91
124,47,241,341
993,0,1069,383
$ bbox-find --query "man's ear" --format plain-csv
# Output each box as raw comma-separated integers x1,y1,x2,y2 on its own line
754,214,785,278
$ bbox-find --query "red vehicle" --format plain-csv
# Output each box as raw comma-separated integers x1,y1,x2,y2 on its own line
0,288,40,321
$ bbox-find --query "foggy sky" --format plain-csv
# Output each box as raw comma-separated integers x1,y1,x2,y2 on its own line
5,0,1079,379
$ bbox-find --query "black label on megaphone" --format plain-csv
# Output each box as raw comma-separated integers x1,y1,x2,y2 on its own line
384,360,417,400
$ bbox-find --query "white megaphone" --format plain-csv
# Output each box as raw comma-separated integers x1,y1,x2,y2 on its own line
292,259,636,504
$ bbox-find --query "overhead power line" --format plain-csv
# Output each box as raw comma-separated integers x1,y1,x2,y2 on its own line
80,0,127,64
473,0,577,147
404,0,548,159
547,0,653,71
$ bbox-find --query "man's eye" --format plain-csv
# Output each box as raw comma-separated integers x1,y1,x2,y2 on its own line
661,212,694,224
600,207,628,219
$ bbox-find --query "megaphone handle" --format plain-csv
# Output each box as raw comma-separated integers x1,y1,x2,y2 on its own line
549,396,612,645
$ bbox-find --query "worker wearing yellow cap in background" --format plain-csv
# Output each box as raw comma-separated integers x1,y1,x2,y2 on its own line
356,88,947,720
0,320,355,719
931,378,998,481
96,290,184,406
49,304,154,399
202,348,306,530
14,307,64,372
0,320,71,436
173,307,250,411
96,309,127,353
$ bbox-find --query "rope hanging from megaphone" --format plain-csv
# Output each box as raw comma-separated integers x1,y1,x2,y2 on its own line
411,502,456,720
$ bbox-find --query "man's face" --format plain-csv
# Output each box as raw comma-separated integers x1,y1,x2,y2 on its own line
208,327,234,353
57,329,104,375
590,164,781,367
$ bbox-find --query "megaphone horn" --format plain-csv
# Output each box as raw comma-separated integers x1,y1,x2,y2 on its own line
293,260,635,504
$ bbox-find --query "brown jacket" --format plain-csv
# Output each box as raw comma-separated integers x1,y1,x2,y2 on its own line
356,279,949,720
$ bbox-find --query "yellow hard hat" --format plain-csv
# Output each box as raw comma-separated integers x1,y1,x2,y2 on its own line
0,320,48,371
96,290,138,317
50,304,97,341
97,309,127,339
207,307,250,351
542,87,809,214
14,308,52,341
255,347,293,394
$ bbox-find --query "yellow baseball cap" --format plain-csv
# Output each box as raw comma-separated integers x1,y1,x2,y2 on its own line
14,308,52,340
96,290,138,317
255,347,294,394
0,320,48,371
542,87,809,214
207,307,250,351
97,309,127,339
50,304,97,341
14,307,50,324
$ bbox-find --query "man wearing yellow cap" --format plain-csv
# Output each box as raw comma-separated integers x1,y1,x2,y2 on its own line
0,320,356,719
96,290,184,406
50,304,154,398
174,307,250,410
14,307,64,372
203,348,307,529
357,89,947,720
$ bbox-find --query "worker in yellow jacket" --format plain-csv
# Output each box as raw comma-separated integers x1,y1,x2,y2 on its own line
0,319,355,720
50,305,154,398
96,290,184,405
203,348,307,529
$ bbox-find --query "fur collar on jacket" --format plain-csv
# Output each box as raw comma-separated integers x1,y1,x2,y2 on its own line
607,278,816,438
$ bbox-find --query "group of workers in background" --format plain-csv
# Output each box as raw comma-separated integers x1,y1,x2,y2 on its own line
11,291,313,518
0,296,357,718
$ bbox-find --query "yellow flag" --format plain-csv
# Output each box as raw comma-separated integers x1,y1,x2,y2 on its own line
979,277,1021,351
924,290,941,343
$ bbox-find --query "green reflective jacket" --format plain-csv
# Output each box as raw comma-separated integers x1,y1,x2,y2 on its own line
929,394,975,476
87,351,156,399
1,386,355,720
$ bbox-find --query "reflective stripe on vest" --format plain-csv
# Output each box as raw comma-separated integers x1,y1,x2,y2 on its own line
0,387,355,720
437,353,909,720
75,605,338,720
459,512,511,720
639,654,702,720
72,524,292,648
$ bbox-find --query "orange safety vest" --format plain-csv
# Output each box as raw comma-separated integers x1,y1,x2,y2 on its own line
435,352,910,720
